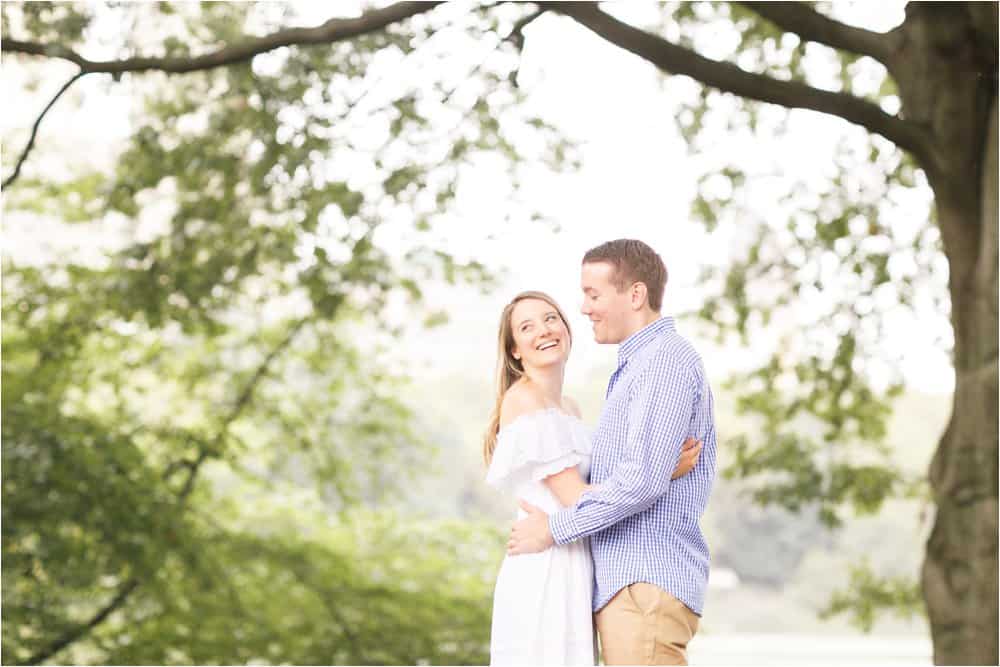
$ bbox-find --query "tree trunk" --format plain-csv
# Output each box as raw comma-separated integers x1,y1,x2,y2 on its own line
922,99,999,666
893,4,999,664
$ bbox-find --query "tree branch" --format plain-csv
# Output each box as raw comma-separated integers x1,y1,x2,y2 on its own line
504,7,547,88
1,2,443,75
285,556,366,662
3,71,88,189
23,579,139,665
737,2,895,64
2,3,445,190
176,316,309,503
506,7,546,53
547,2,934,166
22,318,310,665
440,6,547,107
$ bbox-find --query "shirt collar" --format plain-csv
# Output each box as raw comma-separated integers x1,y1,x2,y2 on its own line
618,316,675,366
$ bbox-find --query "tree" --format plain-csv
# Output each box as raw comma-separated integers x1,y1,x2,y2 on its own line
3,2,996,665
2,2,561,664
543,5,996,664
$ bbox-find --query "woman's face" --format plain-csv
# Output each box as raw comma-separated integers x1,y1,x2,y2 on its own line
509,298,570,370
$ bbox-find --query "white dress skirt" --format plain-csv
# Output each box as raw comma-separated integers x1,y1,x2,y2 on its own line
485,408,597,666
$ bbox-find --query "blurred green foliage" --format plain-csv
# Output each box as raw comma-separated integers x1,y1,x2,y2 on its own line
821,561,925,633
1,2,571,664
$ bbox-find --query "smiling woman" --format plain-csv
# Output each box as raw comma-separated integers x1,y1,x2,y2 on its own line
482,290,574,466
508,297,573,373
480,289,599,665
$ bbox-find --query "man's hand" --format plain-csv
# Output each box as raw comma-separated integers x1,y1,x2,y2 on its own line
507,500,555,556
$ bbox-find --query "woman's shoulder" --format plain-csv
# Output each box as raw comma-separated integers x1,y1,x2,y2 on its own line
499,382,548,429
561,395,582,419
486,389,591,492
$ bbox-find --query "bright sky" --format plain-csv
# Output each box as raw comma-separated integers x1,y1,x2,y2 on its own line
1,2,954,397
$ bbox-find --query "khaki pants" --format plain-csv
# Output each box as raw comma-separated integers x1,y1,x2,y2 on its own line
595,583,700,665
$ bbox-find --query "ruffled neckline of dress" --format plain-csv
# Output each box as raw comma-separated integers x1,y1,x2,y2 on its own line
497,407,585,435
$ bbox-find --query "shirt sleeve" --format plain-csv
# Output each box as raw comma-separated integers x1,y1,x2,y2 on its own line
549,353,697,544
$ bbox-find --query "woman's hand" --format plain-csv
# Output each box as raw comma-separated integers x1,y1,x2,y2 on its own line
671,437,703,480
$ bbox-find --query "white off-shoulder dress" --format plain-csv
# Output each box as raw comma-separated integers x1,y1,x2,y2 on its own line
485,408,597,666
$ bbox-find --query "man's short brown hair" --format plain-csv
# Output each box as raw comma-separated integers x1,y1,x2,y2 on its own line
582,239,668,312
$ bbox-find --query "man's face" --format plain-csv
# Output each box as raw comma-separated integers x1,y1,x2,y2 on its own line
580,261,633,344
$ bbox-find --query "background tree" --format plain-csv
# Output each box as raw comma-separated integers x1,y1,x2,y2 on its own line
2,2,565,664
3,1,996,665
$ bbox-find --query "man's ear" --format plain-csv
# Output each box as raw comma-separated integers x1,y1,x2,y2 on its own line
631,282,648,311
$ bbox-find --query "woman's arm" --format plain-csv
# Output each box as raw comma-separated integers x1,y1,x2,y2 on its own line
672,436,703,479
543,467,594,507
541,397,594,507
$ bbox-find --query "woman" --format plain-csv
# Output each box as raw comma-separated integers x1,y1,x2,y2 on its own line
483,291,701,665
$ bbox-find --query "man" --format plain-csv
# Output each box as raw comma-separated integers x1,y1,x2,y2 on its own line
507,239,717,666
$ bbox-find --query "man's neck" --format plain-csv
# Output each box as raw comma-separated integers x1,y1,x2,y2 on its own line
620,310,662,343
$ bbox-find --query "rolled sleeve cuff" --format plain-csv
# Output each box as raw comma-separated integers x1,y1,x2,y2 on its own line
549,508,579,545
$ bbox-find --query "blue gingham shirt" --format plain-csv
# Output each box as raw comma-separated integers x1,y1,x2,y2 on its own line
550,317,716,615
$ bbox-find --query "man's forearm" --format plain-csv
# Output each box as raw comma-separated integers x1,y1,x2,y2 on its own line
549,477,666,544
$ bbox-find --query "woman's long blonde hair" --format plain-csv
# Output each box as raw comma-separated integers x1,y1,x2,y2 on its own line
482,291,573,465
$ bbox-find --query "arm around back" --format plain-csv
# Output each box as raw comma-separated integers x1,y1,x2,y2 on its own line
550,352,699,544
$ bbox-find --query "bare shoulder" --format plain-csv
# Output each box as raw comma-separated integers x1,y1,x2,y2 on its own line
499,381,548,428
561,396,583,418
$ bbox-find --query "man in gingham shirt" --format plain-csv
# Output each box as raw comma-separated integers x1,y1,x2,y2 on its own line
508,239,717,665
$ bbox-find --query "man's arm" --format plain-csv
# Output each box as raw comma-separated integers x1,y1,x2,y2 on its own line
508,431,702,555
543,435,701,507
549,355,697,545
